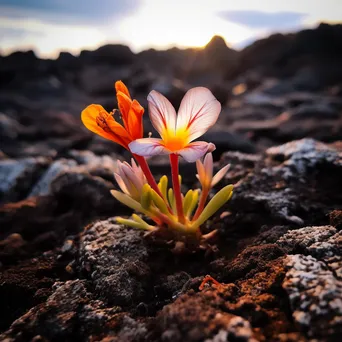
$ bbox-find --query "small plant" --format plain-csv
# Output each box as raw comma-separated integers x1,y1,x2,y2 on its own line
82,81,233,247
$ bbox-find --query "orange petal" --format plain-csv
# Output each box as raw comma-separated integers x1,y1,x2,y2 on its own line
115,80,131,98
81,104,130,149
127,99,144,140
116,91,132,128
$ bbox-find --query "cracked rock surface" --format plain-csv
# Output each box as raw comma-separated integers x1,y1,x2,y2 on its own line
283,255,342,340
2,24,342,340
1,137,341,341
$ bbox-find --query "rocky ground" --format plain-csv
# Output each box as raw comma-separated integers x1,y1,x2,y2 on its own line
0,23,342,341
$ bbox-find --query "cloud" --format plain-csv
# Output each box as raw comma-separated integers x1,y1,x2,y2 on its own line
218,10,307,30
0,27,42,40
0,0,141,56
0,0,141,25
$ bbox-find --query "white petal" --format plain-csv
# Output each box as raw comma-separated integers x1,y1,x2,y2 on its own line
178,142,216,163
114,172,130,195
203,153,213,181
147,90,177,138
121,163,143,192
176,87,221,142
212,164,230,187
129,138,169,157
196,159,205,183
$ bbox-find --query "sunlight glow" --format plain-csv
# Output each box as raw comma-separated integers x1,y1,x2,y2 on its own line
0,0,341,57
116,0,255,51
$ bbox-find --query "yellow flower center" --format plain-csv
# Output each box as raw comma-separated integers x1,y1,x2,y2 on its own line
162,127,189,152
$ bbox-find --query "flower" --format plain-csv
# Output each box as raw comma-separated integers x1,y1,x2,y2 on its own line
129,87,221,162
114,159,147,201
81,81,144,150
196,153,230,191
192,152,230,221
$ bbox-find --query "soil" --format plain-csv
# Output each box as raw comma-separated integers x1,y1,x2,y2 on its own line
1,23,342,342
0,139,341,341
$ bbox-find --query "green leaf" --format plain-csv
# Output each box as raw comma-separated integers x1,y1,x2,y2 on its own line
116,216,153,231
110,190,144,213
150,188,170,215
183,190,194,216
187,189,199,218
141,184,152,210
132,214,156,231
168,188,176,213
191,185,233,230
158,175,168,201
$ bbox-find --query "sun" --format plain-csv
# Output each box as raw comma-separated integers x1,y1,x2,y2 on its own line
115,0,255,51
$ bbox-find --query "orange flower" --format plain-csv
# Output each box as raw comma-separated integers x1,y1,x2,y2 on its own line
81,81,144,150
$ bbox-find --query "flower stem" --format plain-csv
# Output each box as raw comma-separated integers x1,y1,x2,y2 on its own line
133,154,172,213
192,188,209,221
170,153,185,224
133,154,161,195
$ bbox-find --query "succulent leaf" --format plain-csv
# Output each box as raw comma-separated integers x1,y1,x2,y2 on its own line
191,185,233,230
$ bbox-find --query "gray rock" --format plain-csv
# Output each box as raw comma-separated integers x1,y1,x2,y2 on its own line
221,151,261,168
286,103,340,119
29,151,117,197
230,138,341,227
151,78,188,108
78,65,132,95
278,225,342,281
0,279,122,341
205,317,258,342
240,189,303,224
283,254,342,339
0,157,50,203
79,219,150,306
265,138,342,180
202,130,257,154
29,159,78,197
277,225,338,254
0,113,22,141
80,44,136,65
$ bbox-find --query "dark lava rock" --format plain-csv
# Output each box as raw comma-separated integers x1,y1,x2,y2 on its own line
203,131,257,156
80,44,136,65
155,291,258,342
0,157,50,204
265,138,342,180
1,23,342,342
55,51,79,70
226,23,342,86
79,219,151,307
224,139,342,239
0,112,23,142
0,279,127,341
28,150,118,198
276,225,342,340
78,65,132,95
150,78,188,109
283,255,342,340
0,51,39,88
0,255,64,332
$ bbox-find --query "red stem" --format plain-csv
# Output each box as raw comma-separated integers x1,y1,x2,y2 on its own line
170,154,185,223
192,188,209,221
133,154,162,197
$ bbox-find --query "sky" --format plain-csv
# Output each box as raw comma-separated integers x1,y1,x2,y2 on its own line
0,0,341,58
